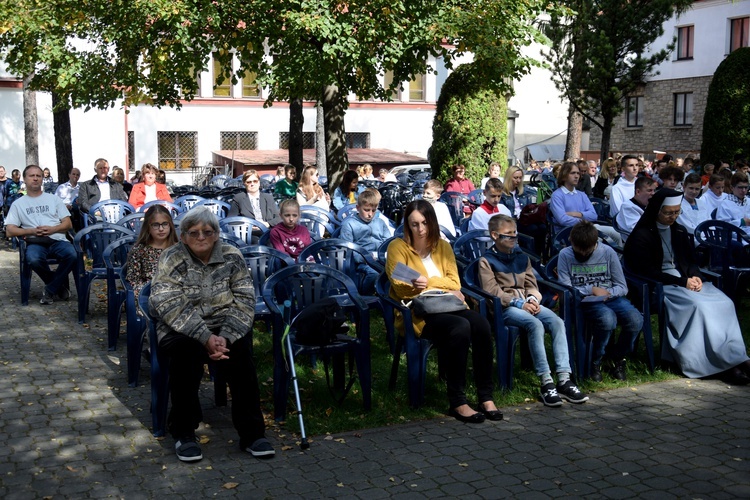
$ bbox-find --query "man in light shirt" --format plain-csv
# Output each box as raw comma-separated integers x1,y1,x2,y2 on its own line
77,158,128,213
609,155,639,219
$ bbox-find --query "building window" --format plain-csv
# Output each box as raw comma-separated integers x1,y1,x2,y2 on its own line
212,52,232,97
158,131,198,170
409,74,425,102
383,70,401,101
279,132,316,149
239,56,261,98
127,131,135,171
674,93,693,126
221,131,258,150
677,26,694,60
730,17,749,52
626,96,644,127
346,132,370,149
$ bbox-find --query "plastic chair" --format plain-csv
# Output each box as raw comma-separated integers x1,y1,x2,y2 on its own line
220,216,269,245
261,264,372,420
193,199,231,219
174,195,206,213
138,200,180,217
138,283,227,437
588,197,612,224
300,205,338,227
239,245,295,331
258,230,272,247
694,220,750,302
453,230,495,269
462,257,573,389
85,199,135,227
459,217,471,235
467,189,485,207
102,235,137,352
73,223,135,324
379,183,412,224
335,203,359,223
15,237,80,306
116,212,147,233
375,273,487,407
439,191,464,228
299,212,336,239
209,174,230,189
376,236,399,269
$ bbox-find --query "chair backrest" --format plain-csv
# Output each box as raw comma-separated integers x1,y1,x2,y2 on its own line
88,199,135,225
174,195,206,212
439,191,464,228
74,223,136,269
378,183,412,224
467,189,485,206
336,203,359,223
694,219,749,274
116,212,147,233
102,235,138,273
193,199,231,219
240,245,295,300
258,230,272,247
588,196,611,224
219,232,249,250
261,264,367,320
220,216,268,245
376,236,399,267
138,200,180,217
459,216,471,235
299,212,335,238
209,174,229,189
297,238,379,283
300,205,337,226
454,230,494,266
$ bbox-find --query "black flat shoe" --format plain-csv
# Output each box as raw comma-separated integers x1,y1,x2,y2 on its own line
480,404,503,421
448,408,486,423
724,368,750,386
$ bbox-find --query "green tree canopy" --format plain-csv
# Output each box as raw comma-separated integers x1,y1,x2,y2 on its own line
429,62,508,184
701,47,750,165
543,0,693,163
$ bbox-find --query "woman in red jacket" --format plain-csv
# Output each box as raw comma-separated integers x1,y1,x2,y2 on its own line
129,163,173,210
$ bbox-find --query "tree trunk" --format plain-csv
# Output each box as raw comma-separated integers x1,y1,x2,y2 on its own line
564,104,582,161
599,117,613,165
52,92,74,183
321,84,347,191
288,98,304,170
315,101,326,175
22,75,39,166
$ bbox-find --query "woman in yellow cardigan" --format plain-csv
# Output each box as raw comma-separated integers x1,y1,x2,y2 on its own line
385,200,501,423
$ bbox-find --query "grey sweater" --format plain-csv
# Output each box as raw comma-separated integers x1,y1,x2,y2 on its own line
557,244,628,298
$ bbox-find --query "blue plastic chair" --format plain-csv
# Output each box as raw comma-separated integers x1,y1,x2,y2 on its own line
376,236,399,269
261,264,372,420
239,245,295,332
299,212,336,239
102,235,137,352
300,205,339,227
220,216,269,245
462,257,573,389
694,219,750,302
85,199,135,227
467,189,485,207
73,223,135,324
15,237,80,306
439,191,464,228
116,212,147,234
193,199,231,219
209,174,230,188
335,203,359,223
138,283,228,437
453,230,494,269
138,200,180,217
258,230,272,247
174,195,206,213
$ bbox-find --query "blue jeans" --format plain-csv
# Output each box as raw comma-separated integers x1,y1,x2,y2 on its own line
25,240,77,295
582,296,642,365
503,304,571,376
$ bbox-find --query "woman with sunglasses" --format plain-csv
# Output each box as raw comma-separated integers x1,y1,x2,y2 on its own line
624,189,750,384
126,204,178,300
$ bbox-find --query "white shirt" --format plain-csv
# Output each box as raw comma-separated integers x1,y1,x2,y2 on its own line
144,183,158,204
678,198,710,236
696,190,725,214
55,181,79,205
431,201,456,236
96,178,112,202
615,199,644,237
609,177,636,218
468,202,511,232
716,196,750,234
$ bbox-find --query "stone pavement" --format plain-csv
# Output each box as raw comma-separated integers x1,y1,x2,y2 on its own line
1,244,749,499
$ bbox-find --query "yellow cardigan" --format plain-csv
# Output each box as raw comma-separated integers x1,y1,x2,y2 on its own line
385,238,462,336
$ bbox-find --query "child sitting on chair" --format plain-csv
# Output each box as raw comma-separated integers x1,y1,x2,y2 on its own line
557,221,642,382
478,214,587,406
339,188,391,294
269,199,312,260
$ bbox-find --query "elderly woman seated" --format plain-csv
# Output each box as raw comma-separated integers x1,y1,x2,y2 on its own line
149,207,273,462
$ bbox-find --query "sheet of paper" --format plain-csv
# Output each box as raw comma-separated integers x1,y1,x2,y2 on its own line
391,262,421,283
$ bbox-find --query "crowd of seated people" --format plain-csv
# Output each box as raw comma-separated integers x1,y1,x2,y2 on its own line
8,155,750,464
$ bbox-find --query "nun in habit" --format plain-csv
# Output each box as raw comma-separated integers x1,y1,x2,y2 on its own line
624,188,750,383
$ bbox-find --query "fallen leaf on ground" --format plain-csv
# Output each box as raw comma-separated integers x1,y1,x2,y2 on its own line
458,463,468,467
222,482,239,489
198,435,210,444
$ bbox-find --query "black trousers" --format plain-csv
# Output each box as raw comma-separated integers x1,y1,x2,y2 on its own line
160,333,266,447
422,309,495,408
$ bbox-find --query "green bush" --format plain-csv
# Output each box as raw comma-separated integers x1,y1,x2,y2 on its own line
429,63,508,185
701,47,750,164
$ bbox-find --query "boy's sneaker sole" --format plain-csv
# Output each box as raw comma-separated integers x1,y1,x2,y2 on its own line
175,438,203,462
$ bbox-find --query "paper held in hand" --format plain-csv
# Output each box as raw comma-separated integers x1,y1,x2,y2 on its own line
391,262,421,284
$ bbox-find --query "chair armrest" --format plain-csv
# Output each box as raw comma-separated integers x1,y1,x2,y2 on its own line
699,268,722,288
461,286,487,316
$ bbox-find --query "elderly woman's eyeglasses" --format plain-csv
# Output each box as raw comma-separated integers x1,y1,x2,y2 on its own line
186,230,216,239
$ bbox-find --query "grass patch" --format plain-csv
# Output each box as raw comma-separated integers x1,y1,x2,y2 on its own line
252,292,750,437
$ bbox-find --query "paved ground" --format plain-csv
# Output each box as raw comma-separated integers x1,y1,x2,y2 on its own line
1,243,749,499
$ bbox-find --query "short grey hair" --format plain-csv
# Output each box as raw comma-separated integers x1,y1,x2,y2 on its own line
180,207,220,233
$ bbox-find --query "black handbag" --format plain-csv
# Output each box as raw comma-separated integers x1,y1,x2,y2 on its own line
406,290,467,318
24,235,57,247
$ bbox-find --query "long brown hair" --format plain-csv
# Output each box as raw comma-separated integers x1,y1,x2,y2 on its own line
135,205,178,247
403,200,440,252
298,165,324,200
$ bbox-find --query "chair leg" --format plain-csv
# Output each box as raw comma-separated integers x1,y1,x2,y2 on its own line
389,337,403,391
126,318,145,387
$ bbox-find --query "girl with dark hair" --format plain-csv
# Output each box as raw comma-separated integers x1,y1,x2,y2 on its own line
126,204,178,299
385,200,501,423
332,169,363,211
